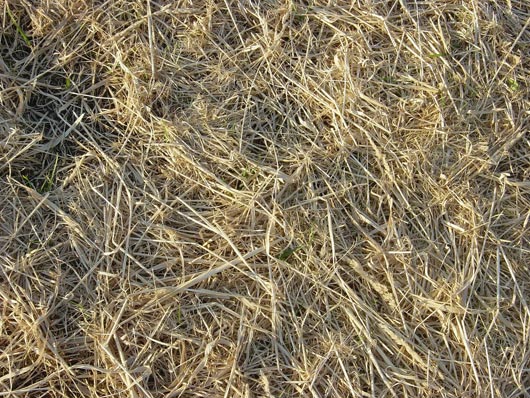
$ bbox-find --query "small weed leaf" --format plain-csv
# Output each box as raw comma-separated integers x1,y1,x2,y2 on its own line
507,78,519,92
277,246,300,261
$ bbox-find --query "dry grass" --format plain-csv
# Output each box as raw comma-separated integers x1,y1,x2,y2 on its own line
1,0,529,397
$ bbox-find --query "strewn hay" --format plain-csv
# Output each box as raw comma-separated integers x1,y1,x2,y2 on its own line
1,1,529,397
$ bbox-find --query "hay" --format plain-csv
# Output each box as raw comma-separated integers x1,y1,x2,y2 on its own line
1,0,529,396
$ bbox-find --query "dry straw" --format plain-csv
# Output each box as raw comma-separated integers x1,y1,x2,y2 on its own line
1,0,529,397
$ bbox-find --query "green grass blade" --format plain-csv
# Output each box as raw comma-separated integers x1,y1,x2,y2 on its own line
6,6,32,47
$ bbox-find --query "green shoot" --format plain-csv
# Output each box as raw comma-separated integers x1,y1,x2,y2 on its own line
6,5,32,48
428,53,446,59
507,78,519,92
277,246,301,261
39,155,59,193
21,174,34,189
